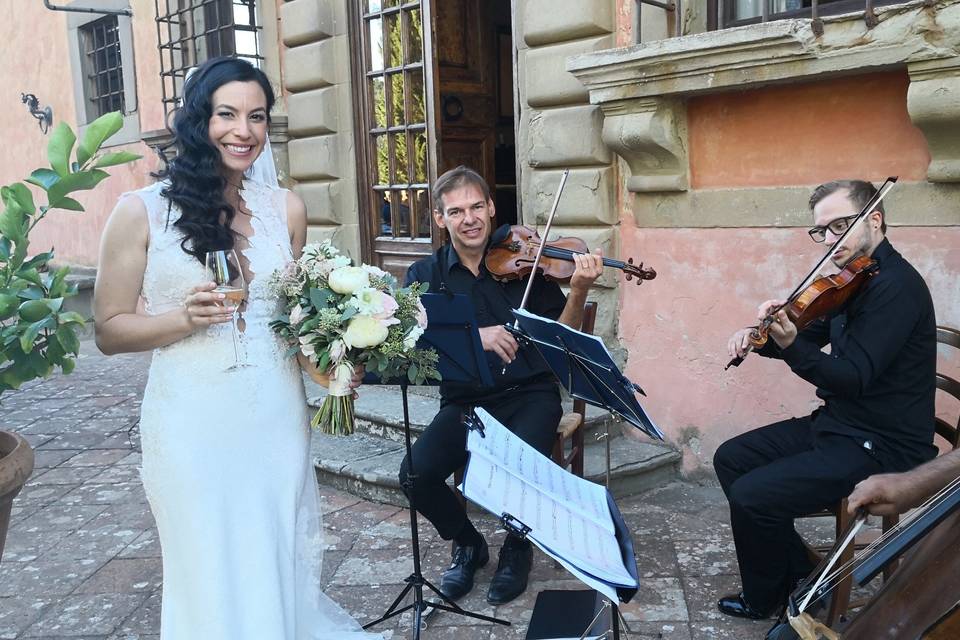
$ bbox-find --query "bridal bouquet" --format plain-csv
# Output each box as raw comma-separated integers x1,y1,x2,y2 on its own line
271,240,439,435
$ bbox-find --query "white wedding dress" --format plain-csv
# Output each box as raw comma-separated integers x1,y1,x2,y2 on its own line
135,178,381,639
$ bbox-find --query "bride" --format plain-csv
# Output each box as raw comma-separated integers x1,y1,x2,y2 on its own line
94,57,381,639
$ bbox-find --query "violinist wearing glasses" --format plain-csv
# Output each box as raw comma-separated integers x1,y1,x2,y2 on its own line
399,166,604,606
714,180,938,620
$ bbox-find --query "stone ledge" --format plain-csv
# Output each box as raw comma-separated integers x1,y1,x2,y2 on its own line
568,2,960,102
567,1,960,190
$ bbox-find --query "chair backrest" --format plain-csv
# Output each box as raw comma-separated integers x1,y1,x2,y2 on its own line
935,325,960,450
580,301,598,335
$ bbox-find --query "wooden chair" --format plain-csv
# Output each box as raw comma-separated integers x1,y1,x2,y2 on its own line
802,324,960,625
452,301,599,504
551,301,597,477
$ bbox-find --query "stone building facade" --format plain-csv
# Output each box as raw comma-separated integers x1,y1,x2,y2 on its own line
3,0,958,472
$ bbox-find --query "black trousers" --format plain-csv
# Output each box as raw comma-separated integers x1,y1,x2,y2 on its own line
713,415,884,613
399,384,562,541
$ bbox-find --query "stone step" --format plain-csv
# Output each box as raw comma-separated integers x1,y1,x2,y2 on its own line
310,428,680,507
305,381,627,443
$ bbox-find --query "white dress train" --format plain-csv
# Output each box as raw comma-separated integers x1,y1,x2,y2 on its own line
134,178,382,639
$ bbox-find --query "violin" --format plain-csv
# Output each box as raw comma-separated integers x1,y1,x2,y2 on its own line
485,225,657,285
725,255,879,369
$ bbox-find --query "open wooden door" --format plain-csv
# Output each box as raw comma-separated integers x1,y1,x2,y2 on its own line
351,0,516,279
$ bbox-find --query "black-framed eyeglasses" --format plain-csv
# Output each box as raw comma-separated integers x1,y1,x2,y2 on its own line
808,214,860,243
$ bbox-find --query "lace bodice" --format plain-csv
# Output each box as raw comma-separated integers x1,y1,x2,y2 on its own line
135,179,293,370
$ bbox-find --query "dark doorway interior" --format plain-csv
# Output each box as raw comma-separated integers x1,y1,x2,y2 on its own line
435,0,516,226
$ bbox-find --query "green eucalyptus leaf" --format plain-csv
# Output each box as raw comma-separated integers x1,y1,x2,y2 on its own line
26,168,60,191
47,122,77,178
92,151,141,168
47,170,109,206
309,288,329,310
0,237,10,261
77,112,123,167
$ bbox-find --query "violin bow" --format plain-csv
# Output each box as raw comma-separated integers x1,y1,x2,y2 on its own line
501,169,569,374
517,169,569,313
726,176,897,370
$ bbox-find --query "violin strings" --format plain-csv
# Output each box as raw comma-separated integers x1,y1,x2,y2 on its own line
794,476,960,609
531,242,624,267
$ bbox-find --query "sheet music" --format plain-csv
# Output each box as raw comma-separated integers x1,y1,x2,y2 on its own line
473,408,613,533
463,409,637,589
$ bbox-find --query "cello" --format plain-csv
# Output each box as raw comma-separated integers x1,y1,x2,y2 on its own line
767,475,960,639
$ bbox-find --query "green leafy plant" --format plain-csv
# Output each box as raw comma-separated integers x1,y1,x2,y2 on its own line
0,112,140,398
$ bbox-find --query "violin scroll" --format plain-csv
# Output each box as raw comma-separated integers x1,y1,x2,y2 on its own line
623,257,657,285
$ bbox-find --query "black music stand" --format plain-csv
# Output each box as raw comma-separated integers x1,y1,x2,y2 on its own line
507,307,663,639
509,308,663,440
362,293,508,638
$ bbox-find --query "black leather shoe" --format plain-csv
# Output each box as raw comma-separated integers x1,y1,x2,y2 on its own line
439,537,489,601
487,537,533,605
717,593,772,620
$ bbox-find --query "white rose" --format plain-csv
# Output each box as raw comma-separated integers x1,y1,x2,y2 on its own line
342,315,389,349
403,325,425,350
328,266,370,294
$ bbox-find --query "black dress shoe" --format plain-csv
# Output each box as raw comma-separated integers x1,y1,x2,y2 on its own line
439,537,489,601
717,593,772,620
487,537,533,604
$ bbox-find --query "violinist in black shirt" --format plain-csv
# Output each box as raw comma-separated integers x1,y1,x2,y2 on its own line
715,180,937,620
401,166,603,605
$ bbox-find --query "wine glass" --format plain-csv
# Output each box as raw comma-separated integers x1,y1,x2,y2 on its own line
205,250,250,371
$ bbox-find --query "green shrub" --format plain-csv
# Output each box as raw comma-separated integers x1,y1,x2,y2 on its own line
0,112,140,398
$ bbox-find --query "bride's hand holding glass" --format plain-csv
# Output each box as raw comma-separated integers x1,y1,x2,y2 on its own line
181,282,237,329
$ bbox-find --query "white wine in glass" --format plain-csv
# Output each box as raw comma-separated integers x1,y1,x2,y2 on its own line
205,249,250,371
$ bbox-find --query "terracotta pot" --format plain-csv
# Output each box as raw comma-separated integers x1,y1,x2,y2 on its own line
0,431,34,562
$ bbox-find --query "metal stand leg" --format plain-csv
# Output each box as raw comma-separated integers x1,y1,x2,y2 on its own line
362,382,510,638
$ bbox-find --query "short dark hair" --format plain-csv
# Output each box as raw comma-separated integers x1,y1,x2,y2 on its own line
432,166,491,213
808,180,886,233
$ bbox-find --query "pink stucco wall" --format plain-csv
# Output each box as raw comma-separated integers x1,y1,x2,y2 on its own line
619,220,960,473
1,0,170,267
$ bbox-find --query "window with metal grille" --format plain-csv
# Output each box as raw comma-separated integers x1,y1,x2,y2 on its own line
353,1,432,241
154,0,264,115
710,0,904,30
79,15,125,118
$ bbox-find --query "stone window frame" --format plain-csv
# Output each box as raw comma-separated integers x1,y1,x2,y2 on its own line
66,0,139,146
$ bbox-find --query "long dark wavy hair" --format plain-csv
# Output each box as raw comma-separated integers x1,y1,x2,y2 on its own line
154,57,276,263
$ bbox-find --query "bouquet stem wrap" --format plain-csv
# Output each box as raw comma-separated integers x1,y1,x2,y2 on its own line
313,362,356,435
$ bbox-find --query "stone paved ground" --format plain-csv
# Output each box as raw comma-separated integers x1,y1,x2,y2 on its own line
1,342,861,639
